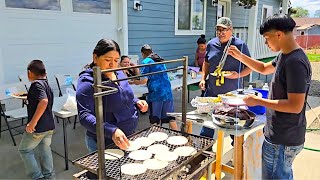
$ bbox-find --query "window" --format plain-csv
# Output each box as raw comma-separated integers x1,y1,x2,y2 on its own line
175,0,207,35
217,0,231,19
73,0,111,14
261,5,273,23
5,0,61,11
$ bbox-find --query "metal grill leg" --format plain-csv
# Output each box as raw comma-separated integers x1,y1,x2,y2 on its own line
4,116,17,146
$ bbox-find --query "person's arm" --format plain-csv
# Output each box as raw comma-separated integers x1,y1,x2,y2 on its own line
201,61,210,81
26,99,48,133
228,45,275,75
76,80,117,139
246,93,306,114
132,60,149,85
244,58,309,114
26,82,49,133
194,53,199,67
133,78,148,85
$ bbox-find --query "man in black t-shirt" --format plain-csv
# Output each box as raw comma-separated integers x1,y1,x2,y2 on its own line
19,60,55,180
228,14,311,179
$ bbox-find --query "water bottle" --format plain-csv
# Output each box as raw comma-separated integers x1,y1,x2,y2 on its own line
262,83,269,90
248,85,253,90
5,89,11,96
65,76,73,86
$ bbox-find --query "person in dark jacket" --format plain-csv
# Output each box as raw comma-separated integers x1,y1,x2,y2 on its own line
76,39,148,152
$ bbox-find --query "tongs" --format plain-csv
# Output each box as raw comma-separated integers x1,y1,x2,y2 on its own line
214,37,233,86
167,112,205,123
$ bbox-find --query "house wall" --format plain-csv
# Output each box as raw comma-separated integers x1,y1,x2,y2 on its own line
231,0,250,28
127,0,216,68
309,25,320,35
0,0,122,85
257,0,281,25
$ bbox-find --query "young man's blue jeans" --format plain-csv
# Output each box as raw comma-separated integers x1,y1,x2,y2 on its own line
262,138,303,180
19,130,55,180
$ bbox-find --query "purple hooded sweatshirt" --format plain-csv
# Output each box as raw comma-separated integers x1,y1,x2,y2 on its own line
76,68,139,142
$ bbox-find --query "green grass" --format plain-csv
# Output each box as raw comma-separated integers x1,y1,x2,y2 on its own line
307,54,320,62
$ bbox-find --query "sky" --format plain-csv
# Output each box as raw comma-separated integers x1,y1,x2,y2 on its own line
291,0,320,17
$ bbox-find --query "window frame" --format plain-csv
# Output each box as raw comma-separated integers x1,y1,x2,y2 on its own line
175,0,207,36
261,4,273,23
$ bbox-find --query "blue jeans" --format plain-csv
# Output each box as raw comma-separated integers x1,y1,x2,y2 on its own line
262,138,303,180
85,134,113,153
19,130,55,180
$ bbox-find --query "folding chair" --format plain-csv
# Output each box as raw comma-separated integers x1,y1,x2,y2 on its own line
54,74,77,97
0,83,28,146
54,74,78,129
18,74,30,107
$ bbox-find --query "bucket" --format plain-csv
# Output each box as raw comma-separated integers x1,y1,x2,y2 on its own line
248,89,269,115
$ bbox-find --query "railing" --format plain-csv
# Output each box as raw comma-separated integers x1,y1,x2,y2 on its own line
233,28,277,60
254,29,278,59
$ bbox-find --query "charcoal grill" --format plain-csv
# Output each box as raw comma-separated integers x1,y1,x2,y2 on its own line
73,125,215,180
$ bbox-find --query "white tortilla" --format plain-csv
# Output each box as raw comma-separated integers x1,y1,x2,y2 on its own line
155,151,179,162
143,158,168,170
147,144,169,154
121,163,147,176
104,149,124,160
126,140,141,151
128,150,152,161
173,146,197,157
147,132,168,142
166,136,188,146
134,137,155,147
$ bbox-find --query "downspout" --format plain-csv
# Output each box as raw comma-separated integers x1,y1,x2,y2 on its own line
282,0,289,14
122,0,129,55
246,0,259,82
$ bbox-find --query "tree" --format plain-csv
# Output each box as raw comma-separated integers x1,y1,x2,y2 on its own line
291,7,309,17
314,9,320,18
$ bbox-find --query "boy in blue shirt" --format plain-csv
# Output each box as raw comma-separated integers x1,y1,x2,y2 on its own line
19,60,55,180
133,44,178,130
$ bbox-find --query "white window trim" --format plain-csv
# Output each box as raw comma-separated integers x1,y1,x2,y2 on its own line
175,0,207,36
218,0,231,18
261,4,273,23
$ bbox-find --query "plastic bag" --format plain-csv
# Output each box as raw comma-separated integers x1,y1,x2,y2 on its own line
62,88,77,111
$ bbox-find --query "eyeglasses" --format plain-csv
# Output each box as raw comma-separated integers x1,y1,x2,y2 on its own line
216,27,231,34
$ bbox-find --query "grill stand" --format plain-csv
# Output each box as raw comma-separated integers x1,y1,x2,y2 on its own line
90,57,197,179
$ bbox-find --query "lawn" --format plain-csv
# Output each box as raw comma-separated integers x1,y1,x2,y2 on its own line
307,54,320,62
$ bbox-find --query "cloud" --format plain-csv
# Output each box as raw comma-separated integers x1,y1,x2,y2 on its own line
72,0,111,14
5,0,61,10
291,0,320,16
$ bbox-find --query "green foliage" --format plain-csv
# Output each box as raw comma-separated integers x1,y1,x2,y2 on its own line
236,0,257,9
291,7,309,17
307,54,320,62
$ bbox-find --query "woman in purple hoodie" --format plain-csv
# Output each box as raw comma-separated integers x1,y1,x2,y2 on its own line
76,39,148,152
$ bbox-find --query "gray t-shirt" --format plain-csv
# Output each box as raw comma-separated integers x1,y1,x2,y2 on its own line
264,48,311,146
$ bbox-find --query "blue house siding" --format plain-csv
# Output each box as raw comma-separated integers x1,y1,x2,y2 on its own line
231,0,251,28
205,1,217,40
128,0,216,68
257,0,280,25
309,25,320,35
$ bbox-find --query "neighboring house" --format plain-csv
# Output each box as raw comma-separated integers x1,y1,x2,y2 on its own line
293,17,320,36
293,18,320,49
0,0,289,85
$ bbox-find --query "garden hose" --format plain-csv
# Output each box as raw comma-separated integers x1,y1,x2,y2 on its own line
303,128,320,152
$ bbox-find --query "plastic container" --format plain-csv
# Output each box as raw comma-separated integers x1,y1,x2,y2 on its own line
262,83,269,90
248,88,269,115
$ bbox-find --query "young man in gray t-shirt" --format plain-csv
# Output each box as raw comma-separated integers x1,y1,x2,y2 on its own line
228,14,312,179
